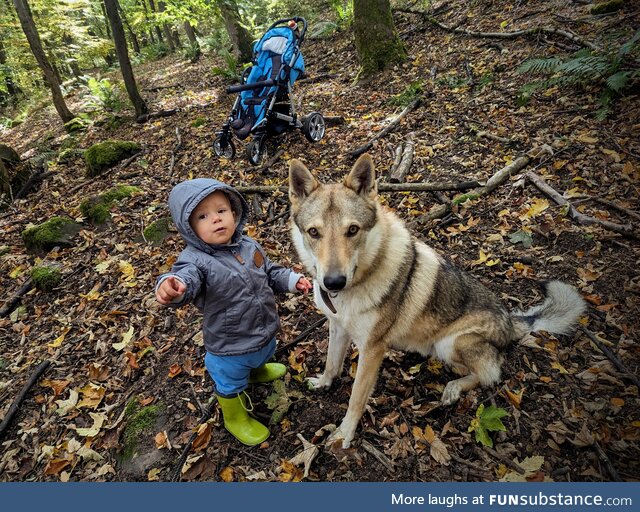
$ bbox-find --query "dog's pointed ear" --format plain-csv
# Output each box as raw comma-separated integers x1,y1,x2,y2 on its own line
345,154,377,199
289,159,319,206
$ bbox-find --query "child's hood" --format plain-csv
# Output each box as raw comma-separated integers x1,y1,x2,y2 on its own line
168,178,249,252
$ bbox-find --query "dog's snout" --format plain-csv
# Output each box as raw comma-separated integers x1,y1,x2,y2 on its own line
324,274,346,291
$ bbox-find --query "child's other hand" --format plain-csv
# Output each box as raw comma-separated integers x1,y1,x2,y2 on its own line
156,276,186,304
296,277,313,294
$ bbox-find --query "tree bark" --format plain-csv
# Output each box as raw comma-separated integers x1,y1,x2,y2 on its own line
183,21,201,61
353,0,406,79
0,37,22,103
156,1,175,52
12,0,75,124
218,0,254,63
103,0,148,118
119,4,141,55
146,0,165,44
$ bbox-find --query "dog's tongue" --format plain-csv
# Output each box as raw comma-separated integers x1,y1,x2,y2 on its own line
320,287,337,314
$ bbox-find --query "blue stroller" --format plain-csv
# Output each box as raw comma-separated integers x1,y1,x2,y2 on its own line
213,17,325,165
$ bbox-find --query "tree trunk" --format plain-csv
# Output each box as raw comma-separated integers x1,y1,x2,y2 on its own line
0,37,22,103
157,1,175,52
183,20,201,61
119,4,141,55
103,0,148,118
353,0,406,79
11,0,75,124
218,0,254,63
146,0,164,44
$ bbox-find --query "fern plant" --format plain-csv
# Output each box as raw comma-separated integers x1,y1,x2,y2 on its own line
85,77,124,113
212,50,240,81
517,30,640,119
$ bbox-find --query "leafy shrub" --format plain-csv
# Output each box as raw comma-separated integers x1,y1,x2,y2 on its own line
517,30,640,119
85,77,125,113
212,50,240,80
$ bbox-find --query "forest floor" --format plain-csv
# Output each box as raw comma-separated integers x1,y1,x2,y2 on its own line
0,0,639,482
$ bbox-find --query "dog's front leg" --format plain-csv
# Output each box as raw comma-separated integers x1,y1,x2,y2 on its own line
328,340,386,448
307,319,350,389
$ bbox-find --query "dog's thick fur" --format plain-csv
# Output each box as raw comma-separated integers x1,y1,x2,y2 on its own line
289,154,586,448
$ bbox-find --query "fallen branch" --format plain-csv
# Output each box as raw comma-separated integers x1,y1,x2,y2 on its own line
275,317,327,356
236,179,481,196
396,8,600,51
0,360,51,440
14,170,56,200
250,148,284,174
0,278,33,318
422,155,532,222
136,109,180,123
171,398,217,481
389,135,415,183
479,445,526,475
67,148,145,195
526,172,639,238
349,96,423,158
361,439,396,473
593,441,622,482
579,326,640,389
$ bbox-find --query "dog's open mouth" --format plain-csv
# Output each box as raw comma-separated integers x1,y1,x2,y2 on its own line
319,287,337,314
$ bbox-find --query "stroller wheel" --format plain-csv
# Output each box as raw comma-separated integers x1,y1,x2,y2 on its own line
246,135,266,166
213,136,236,160
302,112,325,143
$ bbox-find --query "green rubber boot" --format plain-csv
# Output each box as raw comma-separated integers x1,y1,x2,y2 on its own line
248,362,286,384
216,393,269,446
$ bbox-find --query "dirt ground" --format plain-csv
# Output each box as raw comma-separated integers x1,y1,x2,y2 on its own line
0,0,639,482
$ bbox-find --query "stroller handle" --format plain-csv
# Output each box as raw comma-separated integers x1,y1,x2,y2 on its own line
267,17,307,43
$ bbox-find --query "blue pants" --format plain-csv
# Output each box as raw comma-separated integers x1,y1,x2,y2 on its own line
204,338,276,397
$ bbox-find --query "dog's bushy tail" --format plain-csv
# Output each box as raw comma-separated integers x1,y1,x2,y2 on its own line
512,281,586,338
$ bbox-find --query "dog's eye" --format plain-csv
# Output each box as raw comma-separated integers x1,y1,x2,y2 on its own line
347,225,360,236
308,227,320,238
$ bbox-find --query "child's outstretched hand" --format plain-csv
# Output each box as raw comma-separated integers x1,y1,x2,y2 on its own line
156,276,186,304
296,276,313,294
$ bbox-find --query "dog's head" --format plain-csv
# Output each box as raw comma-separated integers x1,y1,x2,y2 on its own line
288,154,382,292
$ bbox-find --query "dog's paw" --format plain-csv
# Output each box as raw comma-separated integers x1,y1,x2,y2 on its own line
440,382,462,406
327,426,352,449
306,374,333,390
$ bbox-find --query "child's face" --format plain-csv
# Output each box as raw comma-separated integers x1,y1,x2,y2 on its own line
189,191,236,245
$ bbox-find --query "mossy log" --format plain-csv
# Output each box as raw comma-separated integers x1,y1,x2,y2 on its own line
84,140,140,177
22,217,81,252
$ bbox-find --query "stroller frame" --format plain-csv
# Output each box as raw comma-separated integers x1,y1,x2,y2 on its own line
213,17,325,165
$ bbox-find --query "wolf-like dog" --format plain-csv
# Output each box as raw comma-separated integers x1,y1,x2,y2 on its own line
288,154,586,448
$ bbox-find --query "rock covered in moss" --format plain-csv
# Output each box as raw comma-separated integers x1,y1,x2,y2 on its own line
590,0,624,14
80,184,141,224
143,217,171,244
22,217,81,252
121,400,165,461
84,140,140,177
31,265,61,292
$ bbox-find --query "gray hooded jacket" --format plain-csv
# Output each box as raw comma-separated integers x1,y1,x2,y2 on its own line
156,178,301,356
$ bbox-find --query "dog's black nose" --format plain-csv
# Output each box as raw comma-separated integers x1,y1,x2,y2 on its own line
324,274,346,291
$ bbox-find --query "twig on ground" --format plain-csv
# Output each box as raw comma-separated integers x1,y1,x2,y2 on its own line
349,96,423,158
0,360,51,440
275,317,327,356
526,172,639,238
361,439,396,473
171,399,217,481
593,441,622,482
0,278,33,318
479,445,526,475
579,326,640,389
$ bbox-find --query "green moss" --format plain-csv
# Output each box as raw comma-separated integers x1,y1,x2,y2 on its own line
389,81,423,107
31,265,61,292
143,217,171,244
0,245,10,256
191,116,207,128
57,148,84,164
84,140,140,177
590,0,624,14
121,401,164,461
80,185,140,224
22,216,80,252
64,117,87,133
101,185,140,203
452,193,479,206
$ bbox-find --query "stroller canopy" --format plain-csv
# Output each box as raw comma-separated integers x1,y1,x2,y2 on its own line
236,26,305,136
